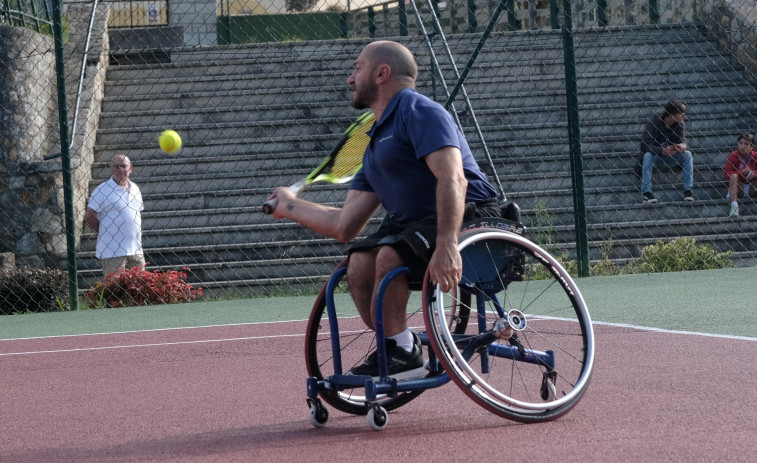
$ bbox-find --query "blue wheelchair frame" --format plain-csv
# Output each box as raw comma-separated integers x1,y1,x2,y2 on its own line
306,263,556,405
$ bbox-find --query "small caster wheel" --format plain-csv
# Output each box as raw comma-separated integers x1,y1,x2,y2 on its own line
308,401,329,428
367,405,388,431
541,371,557,401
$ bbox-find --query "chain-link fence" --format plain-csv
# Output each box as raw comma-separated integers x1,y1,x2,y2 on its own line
2,0,756,312
1,0,53,32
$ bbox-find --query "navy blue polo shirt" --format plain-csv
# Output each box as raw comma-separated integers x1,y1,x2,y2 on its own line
350,87,497,223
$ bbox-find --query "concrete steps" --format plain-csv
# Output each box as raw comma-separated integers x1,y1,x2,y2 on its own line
80,24,757,295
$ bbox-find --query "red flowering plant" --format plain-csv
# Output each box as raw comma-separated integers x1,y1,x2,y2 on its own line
84,265,203,308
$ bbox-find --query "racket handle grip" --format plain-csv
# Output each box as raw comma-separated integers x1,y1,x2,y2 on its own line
262,198,277,215
262,181,304,215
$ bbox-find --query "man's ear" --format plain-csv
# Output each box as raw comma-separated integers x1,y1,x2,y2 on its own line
375,64,391,84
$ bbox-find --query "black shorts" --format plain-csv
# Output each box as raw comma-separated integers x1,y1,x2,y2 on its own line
348,199,502,280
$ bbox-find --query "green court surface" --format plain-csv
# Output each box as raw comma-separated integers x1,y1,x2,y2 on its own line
1,267,755,340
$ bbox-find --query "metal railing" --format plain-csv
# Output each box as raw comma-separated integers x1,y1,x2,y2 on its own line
3,0,756,312
1,0,53,32
344,0,697,38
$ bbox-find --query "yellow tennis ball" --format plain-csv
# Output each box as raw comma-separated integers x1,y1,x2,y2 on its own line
159,130,182,154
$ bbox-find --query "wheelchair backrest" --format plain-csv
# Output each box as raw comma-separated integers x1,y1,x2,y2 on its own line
458,218,526,291
460,217,525,236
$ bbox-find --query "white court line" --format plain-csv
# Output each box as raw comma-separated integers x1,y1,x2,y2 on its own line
0,332,306,357
0,318,753,358
525,316,757,342
591,320,757,342
0,318,310,343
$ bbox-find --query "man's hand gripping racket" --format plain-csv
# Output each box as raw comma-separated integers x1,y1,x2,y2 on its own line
262,111,375,215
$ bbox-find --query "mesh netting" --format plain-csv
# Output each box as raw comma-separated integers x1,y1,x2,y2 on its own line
1,0,755,309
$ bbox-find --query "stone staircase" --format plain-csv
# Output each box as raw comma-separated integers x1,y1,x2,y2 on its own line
79,23,757,296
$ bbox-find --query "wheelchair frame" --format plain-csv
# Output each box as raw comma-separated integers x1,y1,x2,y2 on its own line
304,222,595,430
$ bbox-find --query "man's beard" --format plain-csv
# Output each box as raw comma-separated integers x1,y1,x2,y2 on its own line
350,82,377,109
350,98,368,110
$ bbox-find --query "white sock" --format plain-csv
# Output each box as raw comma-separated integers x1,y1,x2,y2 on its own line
731,201,738,207
388,329,414,353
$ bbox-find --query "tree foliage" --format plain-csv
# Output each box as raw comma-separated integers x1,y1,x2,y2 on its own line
286,0,319,12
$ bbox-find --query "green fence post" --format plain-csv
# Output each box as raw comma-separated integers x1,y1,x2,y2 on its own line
368,6,375,38
399,0,408,36
431,0,442,35
340,12,348,38
52,0,79,309
467,0,477,32
506,0,516,31
2,0,10,24
561,0,589,277
19,0,29,28
550,0,560,29
28,0,42,32
597,0,607,27
649,0,660,24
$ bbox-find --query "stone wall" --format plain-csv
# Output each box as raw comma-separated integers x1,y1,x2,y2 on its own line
0,27,58,166
697,0,757,86
0,167,66,268
0,3,110,269
0,26,61,268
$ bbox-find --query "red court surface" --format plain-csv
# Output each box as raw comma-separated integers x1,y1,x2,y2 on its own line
1,320,756,462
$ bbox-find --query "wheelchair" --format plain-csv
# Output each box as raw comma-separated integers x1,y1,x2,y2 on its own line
304,208,595,430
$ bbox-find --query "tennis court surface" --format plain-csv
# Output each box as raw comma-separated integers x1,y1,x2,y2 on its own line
2,267,756,462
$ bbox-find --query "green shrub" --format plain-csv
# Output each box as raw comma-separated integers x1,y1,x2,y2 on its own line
591,238,625,277
629,238,733,274
530,198,556,248
525,199,732,278
524,248,578,280
0,267,68,315
528,199,579,279
591,258,623,276
84,265,203,308
38,17,69,43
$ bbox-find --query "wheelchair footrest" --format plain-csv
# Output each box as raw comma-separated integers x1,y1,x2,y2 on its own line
310,374,401,400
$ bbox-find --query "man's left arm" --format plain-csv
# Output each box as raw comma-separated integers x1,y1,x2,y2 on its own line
425,146,468,292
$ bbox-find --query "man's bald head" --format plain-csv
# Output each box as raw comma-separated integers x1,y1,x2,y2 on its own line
363,41,418,83
110,154,131,167
109,154,133,186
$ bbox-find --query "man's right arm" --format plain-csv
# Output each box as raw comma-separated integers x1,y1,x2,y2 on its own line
84,207,99,235
269,188,380,243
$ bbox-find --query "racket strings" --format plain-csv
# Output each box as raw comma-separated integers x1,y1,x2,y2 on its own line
330,132,370,178
315,115,374,183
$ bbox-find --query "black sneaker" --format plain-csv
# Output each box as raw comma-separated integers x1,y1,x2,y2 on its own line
643,192,658,204
684,190,694,202
347,332,425,380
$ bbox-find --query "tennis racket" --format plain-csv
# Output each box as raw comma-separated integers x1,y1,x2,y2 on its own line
262,111,375,215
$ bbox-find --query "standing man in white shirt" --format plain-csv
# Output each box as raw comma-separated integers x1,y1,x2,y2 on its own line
84,154,145,277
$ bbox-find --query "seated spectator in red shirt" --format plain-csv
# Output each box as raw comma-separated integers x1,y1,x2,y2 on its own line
724,133,757,218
